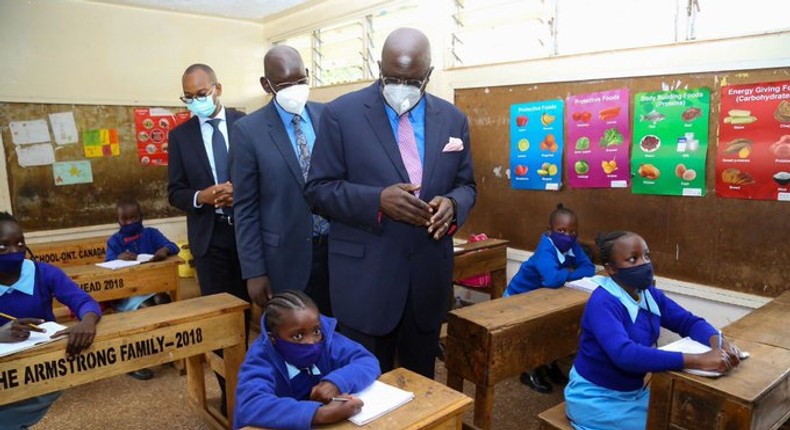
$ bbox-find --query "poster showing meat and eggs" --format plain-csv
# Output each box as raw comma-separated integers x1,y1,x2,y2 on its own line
134,108,190,166
716,80,790,201
510,100,564,191
565,89,630,189
631,88,710,197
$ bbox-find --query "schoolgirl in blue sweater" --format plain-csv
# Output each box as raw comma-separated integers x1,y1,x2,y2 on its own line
0,212,102,429
235,290,380,430
565,231,741,430
504,204,595,393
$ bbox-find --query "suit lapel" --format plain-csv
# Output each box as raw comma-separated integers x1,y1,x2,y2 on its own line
187,117,214,181
265,103,305,186
363,85,409,183
420,94,445,195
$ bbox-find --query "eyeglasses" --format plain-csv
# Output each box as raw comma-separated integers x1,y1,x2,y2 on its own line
380,75,427,88
180,84,216,104
270,76,309,92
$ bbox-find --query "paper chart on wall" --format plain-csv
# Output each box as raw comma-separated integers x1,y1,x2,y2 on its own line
16,143,55,167
53,160,93,186
48,111,79,145
9,119,51,145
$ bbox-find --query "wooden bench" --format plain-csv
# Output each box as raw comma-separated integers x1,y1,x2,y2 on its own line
28,236,107,267
240,367,472,430
538,402,572,430
0,293,248,430
453,238,509,299
444,287,589,430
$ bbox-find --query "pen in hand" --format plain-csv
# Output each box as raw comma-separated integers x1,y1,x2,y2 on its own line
331,397,350,403
717,329,723,350
0,311,44,331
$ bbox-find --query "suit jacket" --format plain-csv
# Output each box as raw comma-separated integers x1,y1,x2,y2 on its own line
167,108,245,258
230,101,324,292
305,83,476,336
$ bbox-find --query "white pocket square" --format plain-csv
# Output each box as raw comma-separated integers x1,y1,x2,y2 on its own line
442,137,464,152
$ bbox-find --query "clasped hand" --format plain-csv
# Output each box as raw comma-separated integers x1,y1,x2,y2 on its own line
380,184,454,240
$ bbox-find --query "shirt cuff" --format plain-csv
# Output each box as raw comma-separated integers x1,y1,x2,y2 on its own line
193,191,203,208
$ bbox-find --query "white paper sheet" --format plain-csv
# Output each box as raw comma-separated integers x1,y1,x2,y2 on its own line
566,277,599,293
95,254,155,270
48,111,79,145
9,119,51,145
16,143,55,167
0,321,68,358
348,380,415,426
658,337,753,377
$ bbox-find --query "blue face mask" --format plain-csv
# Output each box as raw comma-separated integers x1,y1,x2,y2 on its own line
186,97,217,118
612,262,654,291
119,221,143,236
0,251,26,274
272,336,323,369
549,231,576,254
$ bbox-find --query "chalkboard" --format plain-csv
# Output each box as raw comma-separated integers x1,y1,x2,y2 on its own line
455,67,789,297
0,103,184,231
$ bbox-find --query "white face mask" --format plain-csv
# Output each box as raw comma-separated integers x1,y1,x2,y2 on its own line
275,84,310,115
382,84,423,116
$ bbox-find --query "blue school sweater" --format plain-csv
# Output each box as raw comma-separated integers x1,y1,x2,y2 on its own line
234,315,381,430
573,279,718,392
105,227,179,261
0,260,102,323
505,234,595,296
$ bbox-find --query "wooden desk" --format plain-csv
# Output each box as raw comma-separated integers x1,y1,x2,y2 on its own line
60,256,182,305
646,338,790,430
772,290,790,306
723,299,790,351
453,238,509,299
28,237,107,267
0,293,248,430
445,287,589,430
240,367,472,430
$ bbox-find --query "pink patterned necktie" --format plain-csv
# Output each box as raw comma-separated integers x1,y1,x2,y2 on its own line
397,114,422,196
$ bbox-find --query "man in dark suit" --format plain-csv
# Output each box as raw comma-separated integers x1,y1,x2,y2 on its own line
231,46,331,314
306,28,476,378
167,63,248,415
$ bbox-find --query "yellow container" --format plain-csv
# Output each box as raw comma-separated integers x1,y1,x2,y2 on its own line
177,241,196,278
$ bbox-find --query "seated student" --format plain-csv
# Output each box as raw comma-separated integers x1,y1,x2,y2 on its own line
565,231,741,430
235,290,380,430
106,199,179,380
504,204,595,394
0,212,101,430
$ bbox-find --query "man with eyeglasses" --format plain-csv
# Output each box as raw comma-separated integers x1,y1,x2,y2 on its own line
306,28,476,378
230,46,331,315
167,63,248,416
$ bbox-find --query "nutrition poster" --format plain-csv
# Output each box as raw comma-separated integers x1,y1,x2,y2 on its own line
716,80,790,201
565,89,630,188
134,108,190,166
631,88,710,197
510,100,564,191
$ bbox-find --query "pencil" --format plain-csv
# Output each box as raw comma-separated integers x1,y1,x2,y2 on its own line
0,312,43,331
330,397,350,403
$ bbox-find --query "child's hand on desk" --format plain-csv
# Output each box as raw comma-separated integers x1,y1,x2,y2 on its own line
312,395,363,425
151,247,170,262
53,312,99,358
309,381,341,404
0,318,45,342
118,251,137,261
687,348,739,373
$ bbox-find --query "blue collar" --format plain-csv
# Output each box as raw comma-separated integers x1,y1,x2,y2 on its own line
594,275,660,323
0,260,36,296
383,95,425,121
285,362,321,380
273,100,312,126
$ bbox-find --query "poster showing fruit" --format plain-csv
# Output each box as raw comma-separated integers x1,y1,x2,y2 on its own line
566,89,630,188
631,88,710,196
716,80,790,201
134,108,191,166
510,100,564,191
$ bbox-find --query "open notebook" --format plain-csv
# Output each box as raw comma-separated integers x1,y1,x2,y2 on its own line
95,253,154,270
659,337,750,377
0,321,68,358
349,380,415,426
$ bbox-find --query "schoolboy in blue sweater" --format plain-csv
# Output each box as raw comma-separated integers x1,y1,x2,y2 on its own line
565,231,741,430
235,290,380,430
504,204,595,393
0,212,101,429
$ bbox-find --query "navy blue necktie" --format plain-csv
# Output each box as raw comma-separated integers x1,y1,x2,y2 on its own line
208,118,229,184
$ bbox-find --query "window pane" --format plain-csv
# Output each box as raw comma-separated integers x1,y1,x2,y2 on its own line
316,21,364,86
692,0,789,40
557,0,677,55
275,35,313,85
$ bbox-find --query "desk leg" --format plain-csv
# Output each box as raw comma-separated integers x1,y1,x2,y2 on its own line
222,341,246,430
472,384,494,430
490,269,506,299
645,373,673,430
186,355,207,410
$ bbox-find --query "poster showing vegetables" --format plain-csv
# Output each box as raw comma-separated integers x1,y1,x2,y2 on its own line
631,88,710,196
565,89,630,188
716,80,790,201
134,108,191,166
510,100,564,191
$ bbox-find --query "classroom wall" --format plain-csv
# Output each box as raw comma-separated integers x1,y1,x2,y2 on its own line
0,0,269,242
